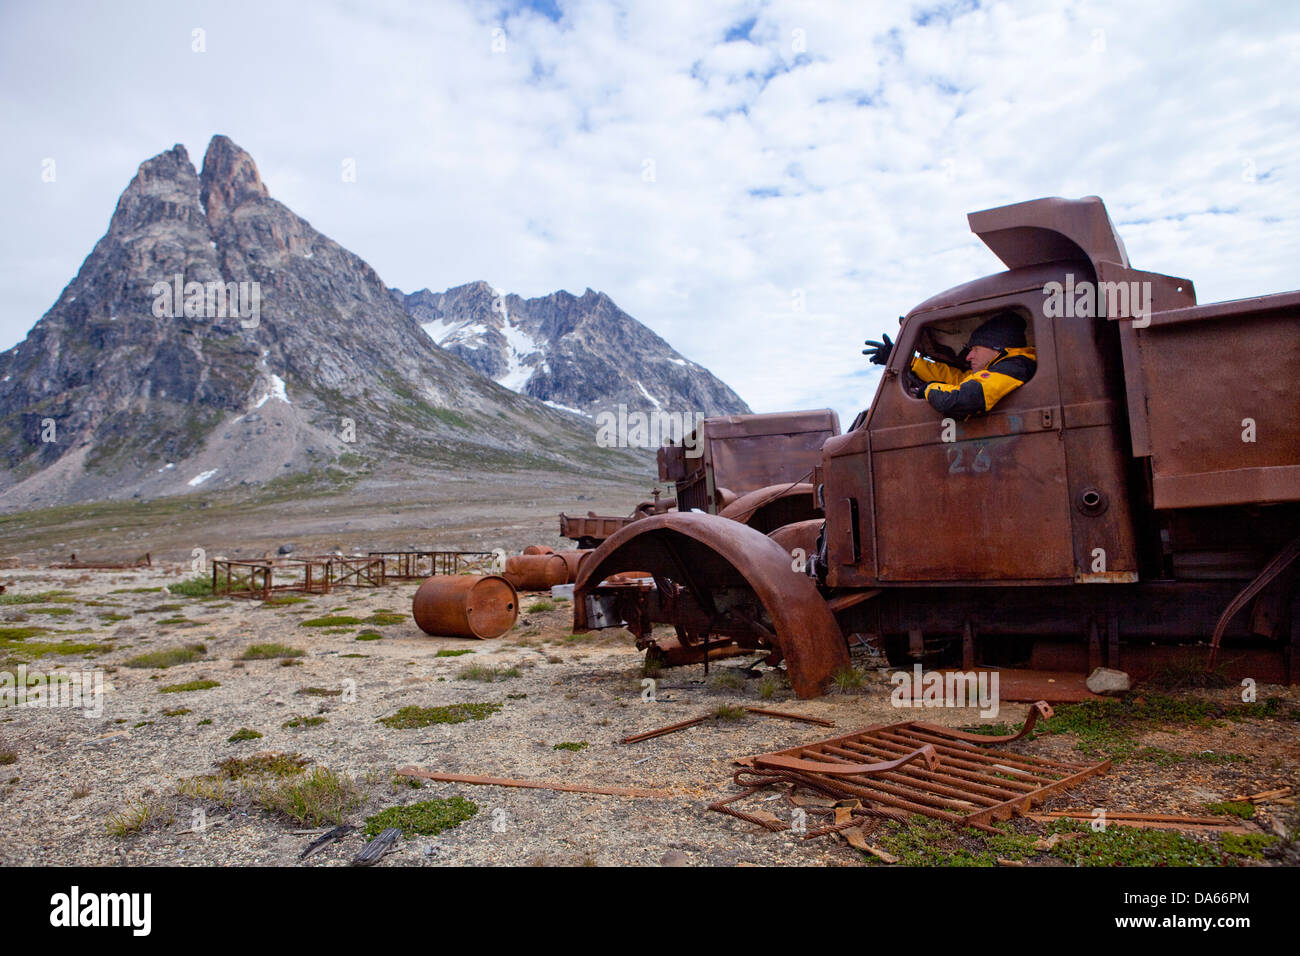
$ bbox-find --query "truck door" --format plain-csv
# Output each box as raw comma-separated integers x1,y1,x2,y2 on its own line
868,301,1076,582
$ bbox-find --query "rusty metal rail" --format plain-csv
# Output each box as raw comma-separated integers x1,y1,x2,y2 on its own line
723,706,1109,834
368,551,497,580
395,767,671,798
331,556,386,589
211,557,336,599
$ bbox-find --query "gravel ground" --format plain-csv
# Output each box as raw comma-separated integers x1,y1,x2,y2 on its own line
1,564,1296,867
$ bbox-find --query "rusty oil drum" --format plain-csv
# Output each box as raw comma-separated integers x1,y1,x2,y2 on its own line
503,553,569,590
554,549,592,582
412,574,518,639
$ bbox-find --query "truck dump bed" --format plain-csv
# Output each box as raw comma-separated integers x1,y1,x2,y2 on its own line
1119,289,1300,509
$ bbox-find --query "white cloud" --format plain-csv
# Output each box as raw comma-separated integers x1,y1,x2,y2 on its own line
1,0,1297,428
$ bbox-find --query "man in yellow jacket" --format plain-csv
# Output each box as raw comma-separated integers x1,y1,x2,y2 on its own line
865,312,1037,418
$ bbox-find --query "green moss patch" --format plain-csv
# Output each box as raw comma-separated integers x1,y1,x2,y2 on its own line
1220,833,1278,860
123,644,207,669
377,702,501,728
282,715,327,729
0,626,50,641
227,728,263,742
300,615,365,628
1047,820,1220,866
0,590,72,605
871,815,1037,867
1206,800,1255,819
158,679,220,693
363,797,478,839
240,643,306,660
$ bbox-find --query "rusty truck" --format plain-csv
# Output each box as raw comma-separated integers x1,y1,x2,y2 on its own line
559,409,839,546
572,196,1300,697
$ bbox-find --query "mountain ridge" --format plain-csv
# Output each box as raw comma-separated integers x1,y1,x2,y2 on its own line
394,280,752,419
0,136,647,511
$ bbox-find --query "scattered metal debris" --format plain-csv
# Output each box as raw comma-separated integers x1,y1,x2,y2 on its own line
743,707,836,727
1229,785,1293,804
621,715,711,745
395,767,670,798
621,707,836,744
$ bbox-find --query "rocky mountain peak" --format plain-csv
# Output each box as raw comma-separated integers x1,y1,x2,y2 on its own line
396,281,751,419
0,136,640,511
107,144,205,238
199,134,269,227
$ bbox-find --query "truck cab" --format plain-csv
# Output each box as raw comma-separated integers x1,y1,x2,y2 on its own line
820,197,1193,588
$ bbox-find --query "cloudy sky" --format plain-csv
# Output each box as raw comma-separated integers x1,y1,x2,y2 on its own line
2,0,1297,424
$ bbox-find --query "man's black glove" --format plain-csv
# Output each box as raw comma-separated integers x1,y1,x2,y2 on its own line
862,333,893,366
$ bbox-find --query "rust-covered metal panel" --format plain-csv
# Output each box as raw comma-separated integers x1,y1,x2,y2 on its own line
1125,291,1300,508
968,195,1130,272
559,512,635,541
667,409,840,514
766,518,823,562
1052,295,1140,581
820,427,876,586
701,410,839,499
717,482,820,533
869,296,1075,582
873,435,1074,581
1094,262,1197,459
573,512,849,697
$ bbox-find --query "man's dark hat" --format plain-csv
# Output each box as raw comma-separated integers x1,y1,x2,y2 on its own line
968,311,1027,351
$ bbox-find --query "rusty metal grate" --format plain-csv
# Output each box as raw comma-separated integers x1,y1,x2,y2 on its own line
735,712,1109,833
